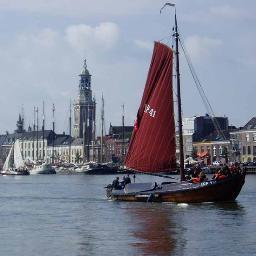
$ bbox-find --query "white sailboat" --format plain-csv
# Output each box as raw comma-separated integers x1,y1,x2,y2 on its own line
1,139,29,175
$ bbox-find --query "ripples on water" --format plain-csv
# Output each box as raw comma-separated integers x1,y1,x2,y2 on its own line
0,174,255,256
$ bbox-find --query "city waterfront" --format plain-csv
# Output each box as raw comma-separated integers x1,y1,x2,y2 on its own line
0,174,255,256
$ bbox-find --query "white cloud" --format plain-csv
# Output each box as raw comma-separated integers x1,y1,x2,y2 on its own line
185,35,222,61
65,22,119,53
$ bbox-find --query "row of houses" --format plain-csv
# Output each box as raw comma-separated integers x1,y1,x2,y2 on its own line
181,115,256,165
1,113,256,168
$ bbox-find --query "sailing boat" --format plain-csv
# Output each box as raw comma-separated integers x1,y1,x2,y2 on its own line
29,105,56,175
83,95,119,174
106,9,245,203
1,139,30,175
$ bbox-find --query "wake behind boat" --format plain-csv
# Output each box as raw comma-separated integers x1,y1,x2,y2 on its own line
106,6,245,203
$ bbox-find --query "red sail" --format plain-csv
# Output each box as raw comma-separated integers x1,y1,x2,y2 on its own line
125,42,176,173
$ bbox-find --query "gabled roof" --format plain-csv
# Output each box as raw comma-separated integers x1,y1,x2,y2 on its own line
243,117,256,130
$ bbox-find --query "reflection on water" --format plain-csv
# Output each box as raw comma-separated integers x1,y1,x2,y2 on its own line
127,204,179,256
0,175,255,256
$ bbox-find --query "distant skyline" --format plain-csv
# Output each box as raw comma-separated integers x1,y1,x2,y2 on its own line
0,0,255,135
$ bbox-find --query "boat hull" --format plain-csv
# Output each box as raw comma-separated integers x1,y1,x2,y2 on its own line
107,172,245,203
1,169,30,176
30,164,56,175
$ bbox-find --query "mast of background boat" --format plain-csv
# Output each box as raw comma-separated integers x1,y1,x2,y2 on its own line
52,104,55,165
42,101,45,161
69,100,72,163
100,94,104,163
87,100,90,161
174,9,185,181
36,107,39,161
33,106,35,161
122,104,125,164
92,96,96,162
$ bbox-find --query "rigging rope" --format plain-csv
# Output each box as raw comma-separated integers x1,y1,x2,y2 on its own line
178,30,227,141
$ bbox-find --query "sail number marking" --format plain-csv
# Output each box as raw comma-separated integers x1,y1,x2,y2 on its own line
144,104,156,118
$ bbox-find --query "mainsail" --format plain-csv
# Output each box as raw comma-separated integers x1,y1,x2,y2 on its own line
125,42,176,173
14,139,25,169
2,144,14,171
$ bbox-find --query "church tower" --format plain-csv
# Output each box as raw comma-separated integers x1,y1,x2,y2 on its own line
73,59,96,144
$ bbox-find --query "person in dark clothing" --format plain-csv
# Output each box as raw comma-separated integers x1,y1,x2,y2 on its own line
124,174,131,185
112,177,121,189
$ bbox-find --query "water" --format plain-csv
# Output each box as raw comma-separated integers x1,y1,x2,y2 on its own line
0,174,255,256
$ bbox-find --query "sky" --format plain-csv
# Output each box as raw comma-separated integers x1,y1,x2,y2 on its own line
0,0,255,135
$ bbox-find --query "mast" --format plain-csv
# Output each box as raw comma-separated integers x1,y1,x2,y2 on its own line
42,101,45,160
52,104,55,165
68,100,72,163
174,10,185,181
36,107,39,161
100,94,104,163
92,98,96,162
33,106,35,161
87,102,90,161
121,104,125,164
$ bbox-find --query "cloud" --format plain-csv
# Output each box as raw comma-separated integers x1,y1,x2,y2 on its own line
210,5,251,20
134,40,153,51
0,0,159,17
65,22,120,53
184,35,222,62
18,28,59,49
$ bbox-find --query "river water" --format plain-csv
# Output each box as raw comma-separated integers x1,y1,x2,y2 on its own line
0,174,255,256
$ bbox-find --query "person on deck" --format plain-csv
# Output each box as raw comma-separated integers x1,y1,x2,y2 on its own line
213,169,227,181
190,171,207,183
112,177,121,189
124,174,131,185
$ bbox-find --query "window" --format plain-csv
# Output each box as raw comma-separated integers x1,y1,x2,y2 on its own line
248,146,251,155
253,146,256,156
243,146,246,155
213,146,216,156
253,133,256,142
246,134,250,142
219,146,222,156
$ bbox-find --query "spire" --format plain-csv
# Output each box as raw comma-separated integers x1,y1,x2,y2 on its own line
16,113,25,133
80,58,90,76
79,58,91,90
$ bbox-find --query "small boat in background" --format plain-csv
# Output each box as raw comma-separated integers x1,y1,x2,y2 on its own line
30,162,56,175
1,140,30,175
83,162,119,175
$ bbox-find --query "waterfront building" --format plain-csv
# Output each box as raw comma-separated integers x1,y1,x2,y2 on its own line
193,114,229,141
193,140,231,165
105,124,133,163
230,117,256,163
182,117,196,158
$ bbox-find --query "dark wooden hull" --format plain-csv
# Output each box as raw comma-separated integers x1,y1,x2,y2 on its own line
107,172,245,203
84,166,118,175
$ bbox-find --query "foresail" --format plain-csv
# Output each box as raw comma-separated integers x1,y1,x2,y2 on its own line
125,42,176,173
14,139,25,169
